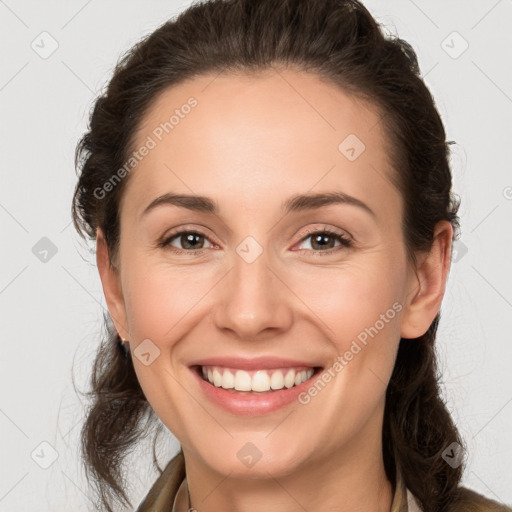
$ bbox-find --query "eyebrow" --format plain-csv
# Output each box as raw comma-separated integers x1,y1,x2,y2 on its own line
141,191,376,219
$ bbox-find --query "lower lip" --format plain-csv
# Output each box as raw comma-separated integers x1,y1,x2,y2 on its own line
190,367,321,416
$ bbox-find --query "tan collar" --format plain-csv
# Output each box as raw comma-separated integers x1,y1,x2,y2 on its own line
171,471,422,512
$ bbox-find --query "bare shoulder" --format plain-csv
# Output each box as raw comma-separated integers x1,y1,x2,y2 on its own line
447,486,512,512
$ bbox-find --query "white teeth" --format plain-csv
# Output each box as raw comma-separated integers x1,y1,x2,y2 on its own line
235,370,252,391
201,366,315,392
270,370,284,390
213,368,223,387
221,370,235,389
284,369,296,388
251,371,270,392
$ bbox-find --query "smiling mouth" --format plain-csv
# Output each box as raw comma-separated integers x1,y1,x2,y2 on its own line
192,365,323,394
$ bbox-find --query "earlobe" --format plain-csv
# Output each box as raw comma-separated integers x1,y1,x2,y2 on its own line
96,227,129,340
400,221,453,339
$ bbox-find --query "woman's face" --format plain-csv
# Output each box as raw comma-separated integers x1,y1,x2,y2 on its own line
97,68,449,480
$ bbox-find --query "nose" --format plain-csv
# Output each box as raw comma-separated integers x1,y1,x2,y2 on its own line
212,246,293,342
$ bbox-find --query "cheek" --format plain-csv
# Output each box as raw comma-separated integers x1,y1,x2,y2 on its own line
121,259,213,429
293,257,404,342
290,255,406,407
122,255,213,341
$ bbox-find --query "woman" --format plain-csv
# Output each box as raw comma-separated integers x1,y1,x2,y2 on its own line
71,0,512,511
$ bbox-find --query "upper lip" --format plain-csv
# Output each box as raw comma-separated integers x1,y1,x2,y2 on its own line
189,356,322,371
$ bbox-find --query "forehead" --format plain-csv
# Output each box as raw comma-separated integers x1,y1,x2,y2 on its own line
123,68,398,223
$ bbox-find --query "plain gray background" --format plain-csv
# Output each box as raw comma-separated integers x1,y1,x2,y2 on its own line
1,0,511,510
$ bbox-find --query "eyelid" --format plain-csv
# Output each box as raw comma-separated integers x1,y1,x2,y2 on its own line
295,224,353,243
160,224,219,245
293,226,353,253
159,224,354,253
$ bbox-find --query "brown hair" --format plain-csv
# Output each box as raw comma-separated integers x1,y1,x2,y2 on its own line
71,1,505,511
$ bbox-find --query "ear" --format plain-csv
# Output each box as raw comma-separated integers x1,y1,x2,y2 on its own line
400,220,453,339
96,227,129,340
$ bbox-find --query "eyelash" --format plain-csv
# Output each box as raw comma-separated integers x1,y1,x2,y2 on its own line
158,228,353,256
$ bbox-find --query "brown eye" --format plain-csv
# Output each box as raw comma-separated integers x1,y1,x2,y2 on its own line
297,230,352,253
160,230,214,253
